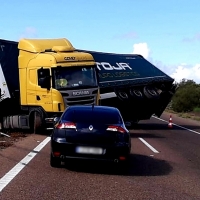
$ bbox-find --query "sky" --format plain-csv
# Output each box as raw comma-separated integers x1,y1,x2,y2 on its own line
0,0,200,83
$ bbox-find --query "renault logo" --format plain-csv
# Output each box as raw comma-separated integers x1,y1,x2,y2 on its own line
89,125,93,131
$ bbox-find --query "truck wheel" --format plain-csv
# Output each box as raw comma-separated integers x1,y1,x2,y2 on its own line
30,109,44,134
115,90,129,101
34,111,43,134
50,154,61,168
143,86,159,99
129,88,143,99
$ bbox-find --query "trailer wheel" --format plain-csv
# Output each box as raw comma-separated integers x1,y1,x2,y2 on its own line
115,90,129,101
143,86,159,99
129,88,143,99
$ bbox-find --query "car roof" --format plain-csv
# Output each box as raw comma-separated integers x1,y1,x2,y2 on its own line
66,105,119,113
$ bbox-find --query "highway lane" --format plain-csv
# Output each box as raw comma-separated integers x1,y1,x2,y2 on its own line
0,114,200,200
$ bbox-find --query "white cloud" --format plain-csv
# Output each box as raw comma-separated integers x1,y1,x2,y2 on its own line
170,64,200,83
114,31,138,40
18,27,38,40
131,42,200,84
132,43,150,59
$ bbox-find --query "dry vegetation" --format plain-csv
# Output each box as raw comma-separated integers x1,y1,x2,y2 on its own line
165,109,200,121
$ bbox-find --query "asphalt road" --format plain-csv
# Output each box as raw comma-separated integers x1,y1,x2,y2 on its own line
0,112,200,200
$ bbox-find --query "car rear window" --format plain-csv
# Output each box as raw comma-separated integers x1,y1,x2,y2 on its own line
62,109,122,124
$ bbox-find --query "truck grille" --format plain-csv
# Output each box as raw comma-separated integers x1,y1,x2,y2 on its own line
64,96,96,106
60,88,98,106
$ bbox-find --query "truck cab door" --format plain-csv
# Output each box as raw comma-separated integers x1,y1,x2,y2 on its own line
36,68,52,111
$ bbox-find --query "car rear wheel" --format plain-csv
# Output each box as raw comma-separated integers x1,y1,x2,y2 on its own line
114,161,129,174
50,154,61,168
114,156,130,174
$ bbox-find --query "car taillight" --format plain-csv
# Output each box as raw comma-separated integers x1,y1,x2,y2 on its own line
53,152,61,157
106,125,126,133
56,122,76,129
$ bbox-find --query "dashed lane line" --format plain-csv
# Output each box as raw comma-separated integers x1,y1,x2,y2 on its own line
0,136,51,193
138,137,159,153
138,115,200,154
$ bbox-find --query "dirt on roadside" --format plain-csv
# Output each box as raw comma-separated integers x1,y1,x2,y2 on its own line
0,132,27,150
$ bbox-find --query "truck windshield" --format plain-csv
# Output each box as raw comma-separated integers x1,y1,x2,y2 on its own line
52,66,98,89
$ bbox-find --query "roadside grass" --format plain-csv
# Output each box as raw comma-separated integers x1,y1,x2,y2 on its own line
165,108,200,121
193,107,200,112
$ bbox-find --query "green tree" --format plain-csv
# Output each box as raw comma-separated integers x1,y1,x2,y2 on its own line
171,79,200,112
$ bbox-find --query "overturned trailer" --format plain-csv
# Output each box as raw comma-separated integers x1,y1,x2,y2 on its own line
78,50,177,125
0,37,176,132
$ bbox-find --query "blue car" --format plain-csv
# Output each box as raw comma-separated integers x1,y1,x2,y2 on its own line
50,105,131,168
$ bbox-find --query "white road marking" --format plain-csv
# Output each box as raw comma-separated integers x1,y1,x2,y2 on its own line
152,116,200,135
139,137,159,153
0,136,51,192
0,132,10,137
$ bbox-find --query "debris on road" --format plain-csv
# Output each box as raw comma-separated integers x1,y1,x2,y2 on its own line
0,132,27,150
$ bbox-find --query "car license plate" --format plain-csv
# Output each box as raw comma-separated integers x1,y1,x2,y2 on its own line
75,146,103,155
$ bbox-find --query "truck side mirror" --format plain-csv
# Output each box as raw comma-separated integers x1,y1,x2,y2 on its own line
53,117,60,125
39,76,51,90
38,68,51,90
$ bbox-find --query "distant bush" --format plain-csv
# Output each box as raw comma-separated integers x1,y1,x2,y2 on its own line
171,79,200,112
193,107,200,113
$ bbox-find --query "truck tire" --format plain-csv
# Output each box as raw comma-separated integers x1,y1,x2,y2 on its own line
30,108,44,134
115,90,129,101
34,111,43,134
12,115,20,129
143,86,159,99
129,88,143,99
2,117,9,129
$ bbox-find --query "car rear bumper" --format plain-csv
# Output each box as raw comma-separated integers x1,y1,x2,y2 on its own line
59,155,122,163
51,138,131,162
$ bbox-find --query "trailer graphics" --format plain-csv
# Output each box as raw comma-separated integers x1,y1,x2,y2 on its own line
78,49,177,125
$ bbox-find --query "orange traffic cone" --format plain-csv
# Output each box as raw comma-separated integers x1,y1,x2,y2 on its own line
168,115,173,128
